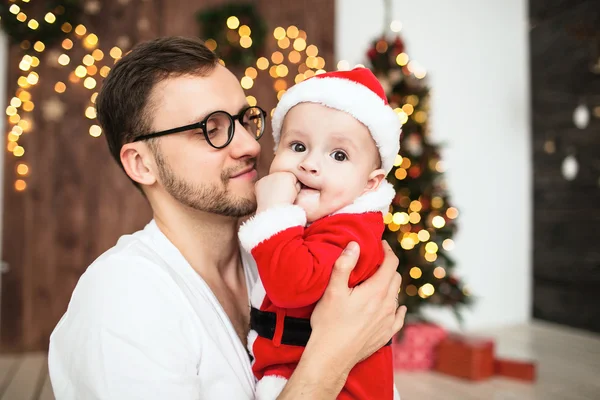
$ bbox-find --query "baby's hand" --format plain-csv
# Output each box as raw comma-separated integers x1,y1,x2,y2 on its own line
255,171,301,213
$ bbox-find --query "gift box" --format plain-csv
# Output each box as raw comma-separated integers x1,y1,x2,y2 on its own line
494,358,536,382
434,334,495,381
392,323,447,371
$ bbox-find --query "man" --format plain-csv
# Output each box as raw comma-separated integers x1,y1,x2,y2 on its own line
48,36,406,399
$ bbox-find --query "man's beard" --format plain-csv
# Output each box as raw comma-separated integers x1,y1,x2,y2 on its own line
153,149,257,218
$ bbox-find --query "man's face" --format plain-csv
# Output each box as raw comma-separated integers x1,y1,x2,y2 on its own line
147,65,261,217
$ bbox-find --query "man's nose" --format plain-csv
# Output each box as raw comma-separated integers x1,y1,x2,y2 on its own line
229,120,261,159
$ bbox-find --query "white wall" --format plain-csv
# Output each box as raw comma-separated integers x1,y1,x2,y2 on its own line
336,0,531,330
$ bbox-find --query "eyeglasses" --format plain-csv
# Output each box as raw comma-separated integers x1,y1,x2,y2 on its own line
133,106,266,149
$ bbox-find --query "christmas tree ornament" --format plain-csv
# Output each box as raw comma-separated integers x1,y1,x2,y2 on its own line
561,154,579,180
573,103,590,129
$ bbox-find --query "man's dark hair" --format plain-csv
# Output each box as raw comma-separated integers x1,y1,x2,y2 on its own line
96,36,219,171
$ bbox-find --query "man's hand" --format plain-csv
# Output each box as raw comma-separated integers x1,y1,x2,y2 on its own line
310,241,406,370
255,171,300,213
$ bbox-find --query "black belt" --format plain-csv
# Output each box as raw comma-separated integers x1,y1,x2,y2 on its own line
250,307,392,347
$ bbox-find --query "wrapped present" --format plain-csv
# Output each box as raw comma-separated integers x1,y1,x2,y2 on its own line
434,334,495,381
494,358,536,382
392,323,447,371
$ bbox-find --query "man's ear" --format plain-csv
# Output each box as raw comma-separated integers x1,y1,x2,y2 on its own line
363,168,386,194
120,143,157,187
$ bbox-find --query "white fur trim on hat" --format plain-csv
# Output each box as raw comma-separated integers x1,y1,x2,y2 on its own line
332,179,395,216
272,76,401,173
238,205,306,251
256,375,288,400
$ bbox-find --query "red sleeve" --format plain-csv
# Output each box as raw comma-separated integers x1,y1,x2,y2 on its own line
239,205,384,309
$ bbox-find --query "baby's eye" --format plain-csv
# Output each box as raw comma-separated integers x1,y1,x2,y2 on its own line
291,143,306,152
331,151,348,162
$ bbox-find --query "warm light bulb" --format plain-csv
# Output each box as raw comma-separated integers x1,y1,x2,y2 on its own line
288,51,301,64
273,27,286,40
246,95,257,107
245,67,258,79
417,229,430,242
55,82,66,93
432,216,446,229
85,106,96,119
286,25,299,39
58,54,70,66
17,164,29,176
15,180,27,192
99,66,111,77
293,38,307,52
74,24,87,36
256,57,269,70
61,22,72,33
396,53,409,66
92,49,104,61
28,19,39,30
425,242,438,254
84,77,97,89
240,76,253,89
22,101,34,112
409,200,422,212
383,213,393,224
45,12,56,23
238,25,251,37
278,37,290,49
110,47,123,59
239,36,252,48
337,60,350,71
226,16,240,30
306,45,318,57
433,267,446,279
446,207,459,219
390,20,402,32
89,125,102,137
276,64,288,77
204,39,217,51
9,5,20,14
410,267,422,279
424,253,437,262
13,146,25,157
418,284,434,298
442,239,455,251
271,51,284,64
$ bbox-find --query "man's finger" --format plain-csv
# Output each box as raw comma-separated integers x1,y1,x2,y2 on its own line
329,242,360,290
387,271,402,300
392,305,407,334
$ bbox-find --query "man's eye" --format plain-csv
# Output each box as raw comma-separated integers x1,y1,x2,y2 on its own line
291,143,306,152
331,151,347,161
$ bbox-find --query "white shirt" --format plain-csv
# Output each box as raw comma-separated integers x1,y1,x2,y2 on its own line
49,220,258,399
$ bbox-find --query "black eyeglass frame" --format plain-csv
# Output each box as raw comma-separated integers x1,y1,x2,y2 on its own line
132,106,267,149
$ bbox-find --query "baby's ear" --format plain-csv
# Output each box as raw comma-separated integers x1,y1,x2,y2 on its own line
363,169,386,194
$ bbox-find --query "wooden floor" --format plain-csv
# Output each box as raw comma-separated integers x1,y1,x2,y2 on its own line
0,320,598,399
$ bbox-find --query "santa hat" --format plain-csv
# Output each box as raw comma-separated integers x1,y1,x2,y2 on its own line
271,67,401,173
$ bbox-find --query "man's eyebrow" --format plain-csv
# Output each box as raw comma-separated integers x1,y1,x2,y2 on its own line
185,104,250,125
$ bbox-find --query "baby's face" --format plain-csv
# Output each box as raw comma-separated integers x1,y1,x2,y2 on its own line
270,102,384,222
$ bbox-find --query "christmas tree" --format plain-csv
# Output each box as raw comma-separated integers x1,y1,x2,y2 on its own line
365,32,472,323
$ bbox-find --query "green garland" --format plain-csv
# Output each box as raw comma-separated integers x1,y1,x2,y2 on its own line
196,2,267,69
0,0,81,49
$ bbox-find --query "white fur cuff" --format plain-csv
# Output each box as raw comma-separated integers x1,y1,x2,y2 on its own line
238,205,306,251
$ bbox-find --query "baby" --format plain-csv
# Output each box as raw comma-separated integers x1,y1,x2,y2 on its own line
239,68,401,400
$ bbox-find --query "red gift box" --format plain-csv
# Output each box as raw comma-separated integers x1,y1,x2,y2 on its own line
435,334,495,381
494,358,536,382
392,323,447,371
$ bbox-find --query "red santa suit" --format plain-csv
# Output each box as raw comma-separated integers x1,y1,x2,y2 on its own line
239,181,398,400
